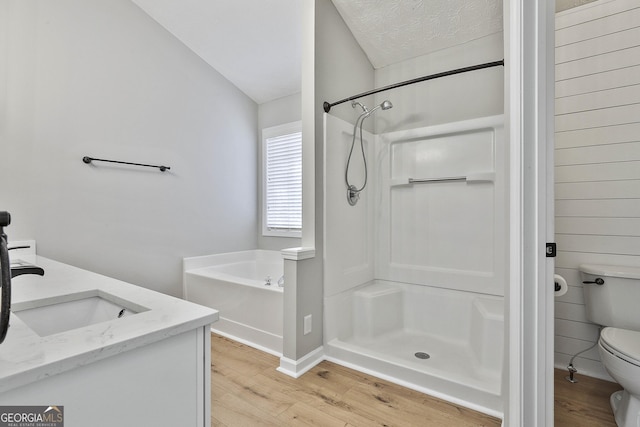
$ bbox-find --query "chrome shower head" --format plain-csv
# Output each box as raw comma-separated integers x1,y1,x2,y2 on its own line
345,99,392,207
352,100,393,116
363,99,393,117
380,100,393,110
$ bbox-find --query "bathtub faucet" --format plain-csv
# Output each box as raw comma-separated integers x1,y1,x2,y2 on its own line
265,276,271,286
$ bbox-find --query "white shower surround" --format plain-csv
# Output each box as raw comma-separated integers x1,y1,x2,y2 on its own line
323,113,506,414
324,113,506,296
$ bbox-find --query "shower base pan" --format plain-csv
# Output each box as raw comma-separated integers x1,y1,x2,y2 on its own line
324,281,504,418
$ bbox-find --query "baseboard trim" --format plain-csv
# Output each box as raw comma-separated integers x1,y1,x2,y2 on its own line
277,346,324,378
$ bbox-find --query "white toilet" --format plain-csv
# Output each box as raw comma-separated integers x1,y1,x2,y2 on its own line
580,264,640,427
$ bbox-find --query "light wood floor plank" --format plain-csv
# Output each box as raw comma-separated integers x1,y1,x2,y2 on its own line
213,393,283,426
210,334,623,426
554,368,620,427
344,382,498,427
211,333,501,426
235,375,297,417
277,401,350,427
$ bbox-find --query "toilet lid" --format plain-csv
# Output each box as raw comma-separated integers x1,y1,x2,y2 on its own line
600,327,640,364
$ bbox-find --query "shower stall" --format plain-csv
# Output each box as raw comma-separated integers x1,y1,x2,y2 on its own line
322,56,506,415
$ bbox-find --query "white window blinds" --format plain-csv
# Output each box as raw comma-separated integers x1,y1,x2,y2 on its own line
264,126,302,236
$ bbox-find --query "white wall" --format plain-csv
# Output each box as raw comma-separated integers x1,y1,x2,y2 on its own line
257,92,302,251
0,0,258,297
556,0,598,13
259,93,302,131
554,0,640,379
374,33,504,134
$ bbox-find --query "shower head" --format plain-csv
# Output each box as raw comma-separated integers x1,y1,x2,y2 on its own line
364,100,393,117
352,100,393,117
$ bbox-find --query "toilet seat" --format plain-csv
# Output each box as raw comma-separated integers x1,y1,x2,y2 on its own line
600,327,640,367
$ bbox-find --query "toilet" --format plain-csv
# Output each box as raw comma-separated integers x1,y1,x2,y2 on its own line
580,264,640,427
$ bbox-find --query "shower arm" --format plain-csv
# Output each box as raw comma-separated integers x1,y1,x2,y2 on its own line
363,104,382,118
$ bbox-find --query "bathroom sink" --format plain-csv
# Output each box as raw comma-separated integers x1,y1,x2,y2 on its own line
14,293,145,337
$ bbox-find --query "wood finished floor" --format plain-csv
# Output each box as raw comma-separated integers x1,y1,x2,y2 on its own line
211,333,621,426
554,367,621,427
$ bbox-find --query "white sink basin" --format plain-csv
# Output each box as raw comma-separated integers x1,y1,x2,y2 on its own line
14,292,146,337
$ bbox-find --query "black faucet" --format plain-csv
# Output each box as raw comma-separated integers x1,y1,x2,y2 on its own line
10,263,45,279
0,212,45,344
0,211,12,344
8,246,45,278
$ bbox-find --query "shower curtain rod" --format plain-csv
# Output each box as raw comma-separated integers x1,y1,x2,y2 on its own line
322,59,504,113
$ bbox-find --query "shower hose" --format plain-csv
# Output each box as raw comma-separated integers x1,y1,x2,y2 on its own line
345,112,369,198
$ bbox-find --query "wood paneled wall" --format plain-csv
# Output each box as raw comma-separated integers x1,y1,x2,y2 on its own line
554,0,640,379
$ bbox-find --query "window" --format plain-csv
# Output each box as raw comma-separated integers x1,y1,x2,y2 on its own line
262,122,302,237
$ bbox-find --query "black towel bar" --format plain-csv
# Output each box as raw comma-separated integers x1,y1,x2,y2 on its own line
82,156,170,172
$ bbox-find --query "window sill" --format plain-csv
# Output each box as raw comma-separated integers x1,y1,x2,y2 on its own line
262,231,302,239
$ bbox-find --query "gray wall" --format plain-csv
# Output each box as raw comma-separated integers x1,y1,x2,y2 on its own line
315,0,376,129
0,0,258,297
305,0,374,358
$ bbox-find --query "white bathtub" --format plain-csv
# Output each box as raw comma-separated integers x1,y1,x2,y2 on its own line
324,280,504,416
183,250,283,355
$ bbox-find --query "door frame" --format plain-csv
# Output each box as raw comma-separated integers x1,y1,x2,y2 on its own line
505,0,555,425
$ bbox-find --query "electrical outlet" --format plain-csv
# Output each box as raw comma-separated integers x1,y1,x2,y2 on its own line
303,315,312,335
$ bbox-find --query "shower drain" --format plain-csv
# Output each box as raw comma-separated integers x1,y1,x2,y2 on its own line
414,352,430,360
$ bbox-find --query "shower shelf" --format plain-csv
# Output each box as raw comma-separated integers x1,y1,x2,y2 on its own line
390,172,494,187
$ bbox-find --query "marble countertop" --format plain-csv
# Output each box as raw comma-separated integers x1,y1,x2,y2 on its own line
0,254,218,393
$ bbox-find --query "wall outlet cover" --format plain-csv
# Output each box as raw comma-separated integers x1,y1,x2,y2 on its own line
303,315,312,335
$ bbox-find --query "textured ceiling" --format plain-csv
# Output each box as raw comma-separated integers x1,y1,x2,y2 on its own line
331,0,503,69
131,0,503,104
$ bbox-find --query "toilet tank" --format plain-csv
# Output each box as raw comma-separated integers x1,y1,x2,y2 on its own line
579,264,640,331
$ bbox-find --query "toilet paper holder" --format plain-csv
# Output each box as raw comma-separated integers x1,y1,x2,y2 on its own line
554,274,569,297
